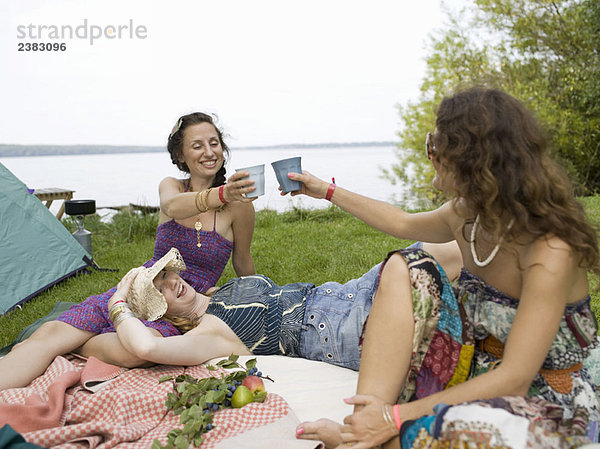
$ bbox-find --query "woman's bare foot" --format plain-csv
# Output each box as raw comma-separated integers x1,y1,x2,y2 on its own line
296,418,343,448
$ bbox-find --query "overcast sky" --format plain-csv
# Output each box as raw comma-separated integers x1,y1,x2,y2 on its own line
0,0,465,148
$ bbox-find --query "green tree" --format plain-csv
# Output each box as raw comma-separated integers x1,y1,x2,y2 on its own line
387,0,600,207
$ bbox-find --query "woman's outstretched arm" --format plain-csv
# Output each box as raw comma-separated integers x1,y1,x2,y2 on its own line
288,171,456,244
112,314,249,366
159,172,255,221
76,331,157,368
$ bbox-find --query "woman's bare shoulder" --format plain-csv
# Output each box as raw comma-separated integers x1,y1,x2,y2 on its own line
159,176,186,190
524,234,577,268
521,234,589,302
187,314,228,335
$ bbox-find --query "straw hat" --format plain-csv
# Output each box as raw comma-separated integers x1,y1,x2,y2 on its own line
126,247,187,321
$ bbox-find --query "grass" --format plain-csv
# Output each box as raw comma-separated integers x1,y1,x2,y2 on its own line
2,200,600,348
0,206,408,348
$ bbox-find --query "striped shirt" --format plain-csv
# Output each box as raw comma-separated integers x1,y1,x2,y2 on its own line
207,275,314,355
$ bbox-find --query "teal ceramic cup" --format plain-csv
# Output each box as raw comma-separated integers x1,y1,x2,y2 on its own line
271,157,302,193
235,164,265,198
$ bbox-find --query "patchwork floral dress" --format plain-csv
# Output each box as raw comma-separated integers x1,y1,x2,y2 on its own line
391,248,599,448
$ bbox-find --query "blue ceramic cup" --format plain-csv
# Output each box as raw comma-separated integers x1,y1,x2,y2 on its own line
271,157,302,193
235,164,265,198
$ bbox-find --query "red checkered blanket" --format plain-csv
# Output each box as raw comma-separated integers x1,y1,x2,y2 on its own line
0,356,321,448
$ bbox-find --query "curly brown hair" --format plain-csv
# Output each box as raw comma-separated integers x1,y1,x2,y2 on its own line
434,87,599,273
167,112,230,188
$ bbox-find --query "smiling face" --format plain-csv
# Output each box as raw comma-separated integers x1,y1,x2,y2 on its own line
152,270,196,316
179,122,225,178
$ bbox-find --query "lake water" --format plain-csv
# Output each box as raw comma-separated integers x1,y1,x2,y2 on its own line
0,145,404,215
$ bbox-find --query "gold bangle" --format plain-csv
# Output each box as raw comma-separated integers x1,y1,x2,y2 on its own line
109,305,123,322
200,188,211,211
113,310,134,327
109,303,123,318
109,304,131,323
195,188,227,213
195,191,207,213
109,306,122,323
109,302,130,314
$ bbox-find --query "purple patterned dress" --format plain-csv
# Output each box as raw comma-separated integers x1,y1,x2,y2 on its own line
57,212,233,337
149,214,233,293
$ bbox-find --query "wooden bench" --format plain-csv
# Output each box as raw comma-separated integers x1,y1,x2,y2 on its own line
33,188,75,220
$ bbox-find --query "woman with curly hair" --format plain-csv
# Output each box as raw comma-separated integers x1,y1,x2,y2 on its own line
289,87,600,448
159,112,256,283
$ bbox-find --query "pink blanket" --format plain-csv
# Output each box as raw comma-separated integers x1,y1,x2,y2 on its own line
0,356,319,448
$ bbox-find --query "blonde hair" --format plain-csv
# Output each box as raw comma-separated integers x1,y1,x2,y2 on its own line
163,314,201,333
162,286,219,333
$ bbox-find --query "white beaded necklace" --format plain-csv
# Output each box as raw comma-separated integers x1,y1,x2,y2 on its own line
470,214,514,267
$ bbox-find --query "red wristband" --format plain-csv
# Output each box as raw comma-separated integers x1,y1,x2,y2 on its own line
325,183,336,201
218,185,228,204
392,404,402,430
111,299,126,307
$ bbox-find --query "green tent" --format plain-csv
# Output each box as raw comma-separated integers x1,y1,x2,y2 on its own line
0,162,90,315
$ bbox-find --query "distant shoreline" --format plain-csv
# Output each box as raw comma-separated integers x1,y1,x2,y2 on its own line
0,141,395,158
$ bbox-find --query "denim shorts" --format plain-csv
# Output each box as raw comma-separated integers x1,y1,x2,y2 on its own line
297,262,382,371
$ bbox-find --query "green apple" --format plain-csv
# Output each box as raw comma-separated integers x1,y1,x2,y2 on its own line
231,385,254,408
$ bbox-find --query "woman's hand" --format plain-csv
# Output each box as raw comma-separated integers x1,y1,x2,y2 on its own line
337,395,399,449
108,268,140,309
223,171,258,203
283,170,330,199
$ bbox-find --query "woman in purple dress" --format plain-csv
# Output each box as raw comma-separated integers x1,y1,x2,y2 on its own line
0,113,257,390
155,112,256,290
